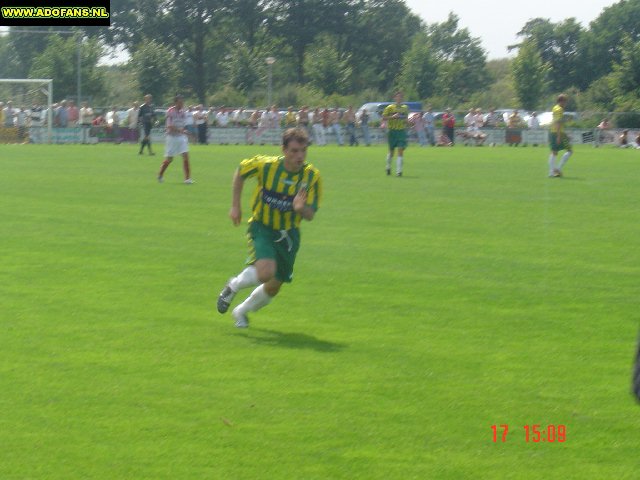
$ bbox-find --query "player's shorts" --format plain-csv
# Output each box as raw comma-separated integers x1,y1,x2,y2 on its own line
246,221,300,283
388,129,408,150
165,134,189,157
549,132,571,152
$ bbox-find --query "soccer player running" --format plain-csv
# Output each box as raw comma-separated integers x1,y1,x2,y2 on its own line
157,94,194,184
217,128,322,328
548,94,573,178
138,94,156,155
383,91,409,176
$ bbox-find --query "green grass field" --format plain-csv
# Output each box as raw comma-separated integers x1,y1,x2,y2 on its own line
1,142,639,479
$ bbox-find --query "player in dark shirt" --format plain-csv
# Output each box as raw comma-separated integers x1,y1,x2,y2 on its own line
138,94,157,155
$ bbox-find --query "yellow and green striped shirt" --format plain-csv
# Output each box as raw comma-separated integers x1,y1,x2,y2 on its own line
551,104,565,134
382,103,409,130
239,155,322,231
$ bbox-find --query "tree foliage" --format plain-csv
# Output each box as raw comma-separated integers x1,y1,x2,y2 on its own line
267,0,337,83
29,35,105,102
304,35,353,95
581,0,640,85
349,0,422,92
397,32,439,100
6,0,640,112
611,36,640,99
510,1,640,114
511,40,548,111
130,40,180,105
514,18,583,92
100,0,166,53
425,13,489,101
226,42,265,96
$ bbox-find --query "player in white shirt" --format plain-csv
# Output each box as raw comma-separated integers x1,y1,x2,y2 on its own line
157,94,194,184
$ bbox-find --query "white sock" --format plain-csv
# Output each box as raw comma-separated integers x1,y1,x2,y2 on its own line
229,265,258,292
386,153,392,169
396,155,403,174
235,284,272,315
548,153,557,173
559,151,572,170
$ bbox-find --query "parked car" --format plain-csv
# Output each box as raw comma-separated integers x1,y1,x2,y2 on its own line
357,101,423,123
529,111,578,127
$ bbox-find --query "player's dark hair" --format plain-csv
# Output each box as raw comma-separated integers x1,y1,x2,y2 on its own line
557,94,567,103
282,127,309,148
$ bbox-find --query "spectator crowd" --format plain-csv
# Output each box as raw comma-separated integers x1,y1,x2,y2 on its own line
2,97,639,148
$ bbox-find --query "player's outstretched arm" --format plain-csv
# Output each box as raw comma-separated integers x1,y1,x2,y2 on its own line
229,169,244,226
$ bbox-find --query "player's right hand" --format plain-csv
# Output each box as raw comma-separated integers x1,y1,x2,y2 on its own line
229,206,242,226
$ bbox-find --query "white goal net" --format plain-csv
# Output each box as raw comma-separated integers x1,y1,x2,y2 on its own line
0,78,53,144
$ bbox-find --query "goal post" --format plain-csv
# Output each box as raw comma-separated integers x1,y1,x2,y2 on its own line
0,78,53,143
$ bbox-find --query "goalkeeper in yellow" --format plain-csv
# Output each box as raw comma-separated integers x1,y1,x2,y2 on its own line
548,94,573,177
382,91,409,176
217,128,322,328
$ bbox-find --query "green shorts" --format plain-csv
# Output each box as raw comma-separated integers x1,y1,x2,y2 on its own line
549,132,571,152
246,221,301,283
388,129,408,150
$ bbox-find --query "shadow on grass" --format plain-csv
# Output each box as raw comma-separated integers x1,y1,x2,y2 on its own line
391,175,420,180
558,176,584,181
234,328,348,353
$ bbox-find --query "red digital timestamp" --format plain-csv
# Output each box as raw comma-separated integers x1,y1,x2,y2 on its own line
491,424,567,443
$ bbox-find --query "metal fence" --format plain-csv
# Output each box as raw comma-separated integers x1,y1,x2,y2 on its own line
1,124,637,147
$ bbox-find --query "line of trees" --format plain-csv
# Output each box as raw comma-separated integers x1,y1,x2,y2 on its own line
511,0,640,123
0,0,639,125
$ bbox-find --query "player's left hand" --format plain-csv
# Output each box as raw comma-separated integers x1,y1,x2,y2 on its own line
293,188,307,213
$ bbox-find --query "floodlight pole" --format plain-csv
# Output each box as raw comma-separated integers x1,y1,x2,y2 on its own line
77,33,81,104
266,57,276,107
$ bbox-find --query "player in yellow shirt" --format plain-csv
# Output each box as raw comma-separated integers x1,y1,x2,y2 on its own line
548,94,573,178
217,127,322,328
382,91,409,176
